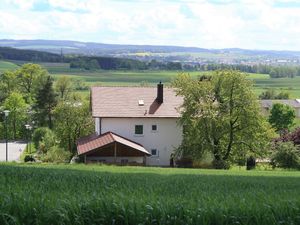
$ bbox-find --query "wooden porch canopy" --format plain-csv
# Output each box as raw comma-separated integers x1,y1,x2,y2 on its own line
77,132,151,159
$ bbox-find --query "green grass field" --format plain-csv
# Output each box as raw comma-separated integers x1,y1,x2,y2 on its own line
2,60,300,98
0,61,19,73
0,164,299,225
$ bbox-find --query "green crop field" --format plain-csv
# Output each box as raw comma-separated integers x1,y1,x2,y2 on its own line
0,164,299,225
0,61,19,73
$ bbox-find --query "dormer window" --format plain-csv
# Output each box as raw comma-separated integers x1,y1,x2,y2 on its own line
138,100,144,106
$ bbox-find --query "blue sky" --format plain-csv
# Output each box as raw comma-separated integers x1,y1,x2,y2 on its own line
1,0,300,50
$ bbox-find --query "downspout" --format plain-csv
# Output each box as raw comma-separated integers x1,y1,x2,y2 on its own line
99,117,102,135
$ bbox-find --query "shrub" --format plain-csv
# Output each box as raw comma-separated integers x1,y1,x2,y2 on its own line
38,129,57,154
32,127,53,149
270,141,300,169
41,145,71,163
24,154,35,162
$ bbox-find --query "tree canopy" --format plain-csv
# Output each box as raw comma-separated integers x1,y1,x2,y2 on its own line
173,70,275,168
269,103,295,133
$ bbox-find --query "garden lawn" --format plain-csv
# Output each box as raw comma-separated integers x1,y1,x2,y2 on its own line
0,163,299,225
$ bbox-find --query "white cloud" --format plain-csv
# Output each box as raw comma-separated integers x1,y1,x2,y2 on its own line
48,0,89,11
3,0,39,10
1,0,300,50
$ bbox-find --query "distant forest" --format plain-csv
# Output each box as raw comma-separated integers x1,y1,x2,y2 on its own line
0,47,62,62
1,46,300,77
199,64,300,78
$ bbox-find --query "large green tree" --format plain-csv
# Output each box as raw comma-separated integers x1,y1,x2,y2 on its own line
53,100,93,154
0,71,17,103
54,76,73,100
16,63,47,102
3,92,28,139
269,103,295,133
173,71,274,168
34,76,57,128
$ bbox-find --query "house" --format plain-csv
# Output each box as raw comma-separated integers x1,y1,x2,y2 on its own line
260,99,300,117
77,82,183,166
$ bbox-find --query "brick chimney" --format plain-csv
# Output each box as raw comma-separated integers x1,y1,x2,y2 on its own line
156,81,163,104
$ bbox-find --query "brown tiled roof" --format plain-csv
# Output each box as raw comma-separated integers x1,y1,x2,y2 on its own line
77,132,150,156
260,99,300,108
91,86,183,118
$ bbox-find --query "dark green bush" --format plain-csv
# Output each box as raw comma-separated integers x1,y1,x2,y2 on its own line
24,155,35,162
32,127,52,149
271,142,300,169
41,145,71,163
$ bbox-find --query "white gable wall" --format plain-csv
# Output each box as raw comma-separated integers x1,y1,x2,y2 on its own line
96,117,182,166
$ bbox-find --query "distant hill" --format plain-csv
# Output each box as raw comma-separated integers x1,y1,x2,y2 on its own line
0,46,62,62
0,39,211,55
1,39,300,59
0,46,150,71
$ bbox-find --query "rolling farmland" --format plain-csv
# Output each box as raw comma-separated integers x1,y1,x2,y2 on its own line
2,60,300,97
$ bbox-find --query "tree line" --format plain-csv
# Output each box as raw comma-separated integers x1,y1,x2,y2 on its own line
69,58,183,70
0,47,184,71
2,47,300,76
198,63,300,78
0,47,62,62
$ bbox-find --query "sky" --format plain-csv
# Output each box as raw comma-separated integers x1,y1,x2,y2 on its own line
1,0,300,50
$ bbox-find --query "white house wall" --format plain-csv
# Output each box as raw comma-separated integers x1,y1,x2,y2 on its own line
97,118,182,166
296,108,300,117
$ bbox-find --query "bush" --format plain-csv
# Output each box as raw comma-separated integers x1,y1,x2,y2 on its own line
39,130,57,153
32,127,53,149
270,141,300,169
41,145,71,163
24,154,35,162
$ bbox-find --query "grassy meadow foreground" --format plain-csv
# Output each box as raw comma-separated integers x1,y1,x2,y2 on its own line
0,164,299,225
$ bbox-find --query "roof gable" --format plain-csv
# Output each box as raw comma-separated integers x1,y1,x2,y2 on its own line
260,99,300,108
91,86,183,118
77,132,150,155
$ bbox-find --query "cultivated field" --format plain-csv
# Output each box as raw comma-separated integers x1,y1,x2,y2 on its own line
0,164,299,225
0,61,19,73
2,60,300,97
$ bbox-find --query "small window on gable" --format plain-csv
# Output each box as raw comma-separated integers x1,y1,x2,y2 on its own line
135,125,143,135
152,125,157,131
151,149,159,157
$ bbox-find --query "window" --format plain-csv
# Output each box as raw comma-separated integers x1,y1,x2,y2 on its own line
152,125,157,131
151,149,159,157
135,125,143,135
